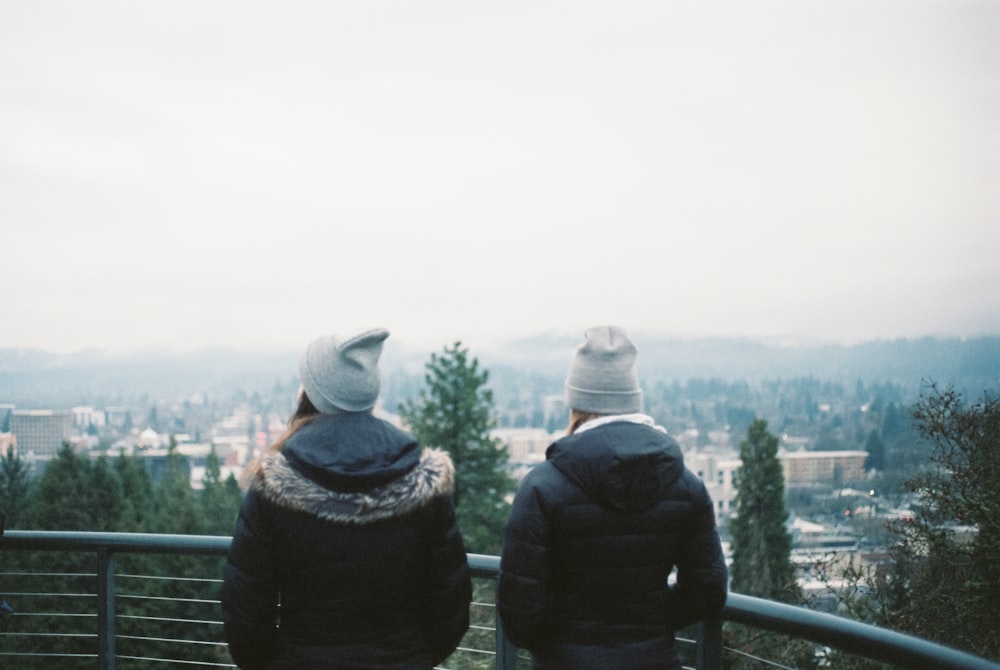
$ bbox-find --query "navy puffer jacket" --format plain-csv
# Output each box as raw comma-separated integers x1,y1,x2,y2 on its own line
222,412,471,670
498,418,728,669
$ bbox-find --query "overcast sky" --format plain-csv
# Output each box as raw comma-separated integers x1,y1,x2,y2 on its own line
2,0,998,356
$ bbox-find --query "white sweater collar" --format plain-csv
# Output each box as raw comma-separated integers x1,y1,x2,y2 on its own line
574,413,667,434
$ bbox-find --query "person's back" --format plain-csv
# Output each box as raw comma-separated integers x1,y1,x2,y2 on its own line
498,327,727,669
222,329,471,669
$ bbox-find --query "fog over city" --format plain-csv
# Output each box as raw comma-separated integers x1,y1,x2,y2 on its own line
2,0,998,357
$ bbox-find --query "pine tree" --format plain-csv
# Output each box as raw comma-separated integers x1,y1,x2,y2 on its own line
725,420,814,669
139,437,223,665
17,445,131,662
399,341,515,554
114,450,156,532
0,445,33,528
199,445,243,535
730,419,799,602
29,443,96,531
863,429,886,471
88,455,125,532
154,436,203,535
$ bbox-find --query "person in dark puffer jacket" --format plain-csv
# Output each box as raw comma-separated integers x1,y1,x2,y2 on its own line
222,328,471,670
498,326,728,670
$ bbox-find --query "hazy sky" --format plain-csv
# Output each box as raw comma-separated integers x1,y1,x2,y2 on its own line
2,0,998,356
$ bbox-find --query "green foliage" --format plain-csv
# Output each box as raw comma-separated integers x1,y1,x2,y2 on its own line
727,419,812,667
0,438,245,667
863,429,886,471
880,401,929,473
114,449,156,531
88,455,126,531
816,384,1000,664
730,419,800,603
0,444,32,528
883,384,1000,660
30,443,101,531
398,341,516,554
199,445,243,535
154,436,202,535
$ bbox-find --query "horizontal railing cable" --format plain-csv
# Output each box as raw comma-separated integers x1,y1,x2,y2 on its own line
118,613,223,626
116,654,234,667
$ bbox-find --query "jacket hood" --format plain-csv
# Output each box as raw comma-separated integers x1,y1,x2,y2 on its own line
254,413,455,524
547,421,684,512
284,412,420,492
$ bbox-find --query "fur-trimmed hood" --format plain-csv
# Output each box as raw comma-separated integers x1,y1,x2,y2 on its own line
254,445,455,525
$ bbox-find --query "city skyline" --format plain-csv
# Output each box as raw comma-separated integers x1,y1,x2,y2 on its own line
2,0,998,356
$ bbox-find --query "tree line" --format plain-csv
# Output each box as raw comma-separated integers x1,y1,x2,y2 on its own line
0,440,244,667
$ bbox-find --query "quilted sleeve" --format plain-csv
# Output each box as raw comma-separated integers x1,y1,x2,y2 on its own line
497,466,553,651
221,489,279,669
665,474,728,631
421,494,473,665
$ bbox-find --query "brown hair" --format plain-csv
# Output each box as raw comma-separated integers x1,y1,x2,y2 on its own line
567,409,607,435
240,391,321,487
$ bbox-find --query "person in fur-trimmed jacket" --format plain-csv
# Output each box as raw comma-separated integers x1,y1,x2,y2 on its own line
222,328,471,670
498,326,728,670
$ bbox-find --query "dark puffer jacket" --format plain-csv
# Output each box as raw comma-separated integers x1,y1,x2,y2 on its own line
222,412,472,670
498,419,728,669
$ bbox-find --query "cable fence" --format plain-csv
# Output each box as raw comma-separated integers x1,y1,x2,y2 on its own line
2,531,998,670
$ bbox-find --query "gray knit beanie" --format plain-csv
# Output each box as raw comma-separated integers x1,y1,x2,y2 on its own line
564,325,642,414
299,328,390,413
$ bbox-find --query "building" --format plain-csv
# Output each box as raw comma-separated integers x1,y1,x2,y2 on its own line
492,427,556,481
9,410,73,459
71,406,106,430
686,448,870,525
780,450,868,487
0,432,15,455
104,406,132,430
686,450,742,524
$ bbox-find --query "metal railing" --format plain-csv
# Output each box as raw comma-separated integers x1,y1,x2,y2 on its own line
1,530,998,670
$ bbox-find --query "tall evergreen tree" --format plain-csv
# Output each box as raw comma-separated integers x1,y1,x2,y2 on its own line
88,455,125,531
138,437,224,665
199,445,243,535
0,445,33,528
29,444,96,531
863,429,886,471
114,450,156,532
730,419,799,602
155,436,204,535
399,341,515,554
12,445,131,664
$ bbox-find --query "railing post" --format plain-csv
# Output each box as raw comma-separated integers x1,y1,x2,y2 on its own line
695,618,723,670
96,547,116,670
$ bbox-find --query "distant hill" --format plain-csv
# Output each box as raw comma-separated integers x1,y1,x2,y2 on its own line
0,348,299,409
1,335,997,409
485,333,1000,391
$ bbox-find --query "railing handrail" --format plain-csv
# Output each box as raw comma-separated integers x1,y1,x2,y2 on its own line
723,592,999,670
2,530,998,670
2,530,232,554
